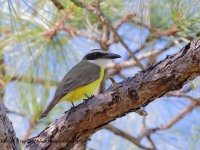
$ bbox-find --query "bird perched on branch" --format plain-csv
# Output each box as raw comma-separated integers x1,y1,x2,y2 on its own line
39,49,121,119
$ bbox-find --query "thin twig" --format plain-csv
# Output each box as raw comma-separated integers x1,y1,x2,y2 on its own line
100,26,109,50
8,74,58,86
23,119,36,140
155,102,199,130
114,13,137,29
43,8,73,39
166,91,198,102
104,124,152,150
108,75,119,98
106,46,168,70
107,41,178,73
146,135,156,150
107,13,137,46
43,8,101,42
131,20,178,36
139,101,200,138
6,110,26,117
63,26,101,42
118,72,127,79
125,36,155,60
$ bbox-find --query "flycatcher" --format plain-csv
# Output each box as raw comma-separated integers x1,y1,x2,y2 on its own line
39,49,121,119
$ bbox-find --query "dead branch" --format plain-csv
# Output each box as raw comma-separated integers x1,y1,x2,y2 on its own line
104,125,152,150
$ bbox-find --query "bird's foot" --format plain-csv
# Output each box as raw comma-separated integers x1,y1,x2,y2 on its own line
64,102,75,114
83,94,95,102
71,102,75,108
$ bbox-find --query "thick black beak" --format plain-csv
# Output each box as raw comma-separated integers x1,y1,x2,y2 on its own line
102,53,121,59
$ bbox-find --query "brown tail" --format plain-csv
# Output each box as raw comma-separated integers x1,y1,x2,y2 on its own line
39,97,60,119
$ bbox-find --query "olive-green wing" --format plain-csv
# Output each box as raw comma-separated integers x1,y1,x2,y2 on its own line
55,60,100,97
39,60,100,119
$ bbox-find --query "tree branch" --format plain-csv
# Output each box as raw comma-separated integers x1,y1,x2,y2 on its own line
23,120,36,141
139,101,200,139
62,25,101,42
6,109,26,117
106,42,173,70
24,40,200,149
130,20,178,36
114,13,137,30
43,7,101,42
104,125,152,150
146,135,156,150
0,101,21,150
0,37,20,150
166,91,198,102
157,102,200,130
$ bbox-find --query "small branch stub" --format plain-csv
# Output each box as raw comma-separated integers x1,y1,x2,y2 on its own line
136,106,148,116
109,75,120,99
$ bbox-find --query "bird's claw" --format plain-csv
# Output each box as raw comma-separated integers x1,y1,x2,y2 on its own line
83,94,95,102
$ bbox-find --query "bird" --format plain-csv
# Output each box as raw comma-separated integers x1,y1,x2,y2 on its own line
39,49,121,119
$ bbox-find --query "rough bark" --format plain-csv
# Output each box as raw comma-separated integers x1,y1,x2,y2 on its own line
0,53,21,150
0,100,21,150
25,40,200,150
71,140,87,150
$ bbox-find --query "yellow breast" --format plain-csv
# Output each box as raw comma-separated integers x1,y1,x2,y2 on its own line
61,67,104,102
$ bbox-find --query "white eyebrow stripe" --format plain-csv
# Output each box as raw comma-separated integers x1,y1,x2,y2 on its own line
89,49,108,54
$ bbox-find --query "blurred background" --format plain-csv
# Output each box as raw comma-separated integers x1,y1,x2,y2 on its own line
0,0,200,149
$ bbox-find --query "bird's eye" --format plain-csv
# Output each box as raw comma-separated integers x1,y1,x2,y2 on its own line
85,52,106,60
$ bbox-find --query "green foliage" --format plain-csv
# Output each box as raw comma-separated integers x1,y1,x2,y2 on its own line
169,0,200,37
150,0,172,29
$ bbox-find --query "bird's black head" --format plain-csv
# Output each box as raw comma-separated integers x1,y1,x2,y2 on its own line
84,49,121,60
